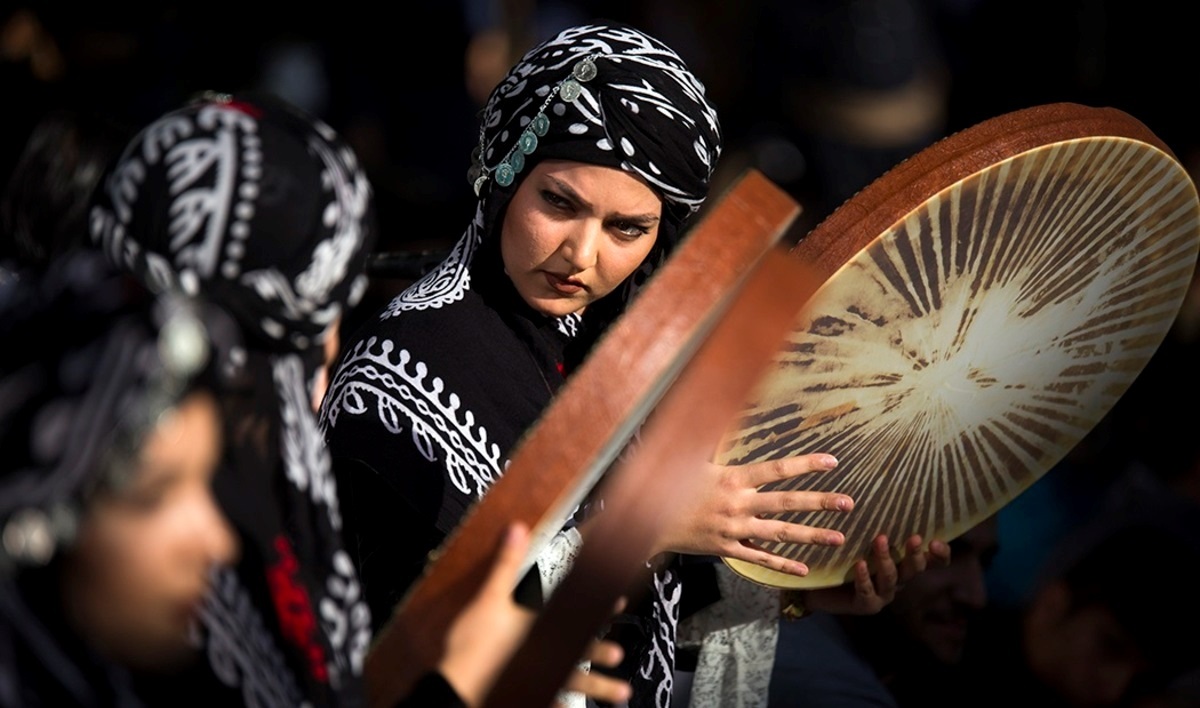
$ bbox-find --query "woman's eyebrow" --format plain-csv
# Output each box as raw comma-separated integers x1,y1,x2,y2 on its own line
618,212,661,227
546,175,661,225
546,175,590,209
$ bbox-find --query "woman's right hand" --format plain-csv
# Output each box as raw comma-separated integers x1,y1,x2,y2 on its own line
557,637,632,706
654,453,853,577
437,523,537,706
439,522,633,707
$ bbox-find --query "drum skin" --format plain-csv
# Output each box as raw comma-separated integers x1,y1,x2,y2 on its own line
718,103,1200,589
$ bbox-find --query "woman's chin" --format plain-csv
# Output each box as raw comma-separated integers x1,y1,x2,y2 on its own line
525,294,587,319
107,633,203,674
107,607,208,673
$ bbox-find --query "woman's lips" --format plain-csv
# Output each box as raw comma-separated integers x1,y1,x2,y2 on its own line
544,271,586,295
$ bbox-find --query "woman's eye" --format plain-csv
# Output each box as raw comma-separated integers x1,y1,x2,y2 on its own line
121,482,172,511
108,485,167,513
612,222,650,240
112,471,174,511
541,190,570,209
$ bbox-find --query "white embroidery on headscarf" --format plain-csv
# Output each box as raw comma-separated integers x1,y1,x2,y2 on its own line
202,566,310,708
270,356,372,690
319,550,372,683
237,122,372,344
382,206,485,316
113,107,257,280
164,130,241,277
478,23,719,218
275,354,341,529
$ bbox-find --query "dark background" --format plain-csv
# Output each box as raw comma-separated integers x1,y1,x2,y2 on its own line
5,0,1197,253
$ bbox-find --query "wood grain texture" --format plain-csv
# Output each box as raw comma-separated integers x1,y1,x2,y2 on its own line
718,103,1200,589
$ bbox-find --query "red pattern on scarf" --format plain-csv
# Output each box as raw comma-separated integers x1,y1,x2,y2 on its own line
266,534,329,683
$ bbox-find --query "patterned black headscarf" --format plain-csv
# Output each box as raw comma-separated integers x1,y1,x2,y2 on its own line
89,91,376,362
471,21,722,235
0,250,227,708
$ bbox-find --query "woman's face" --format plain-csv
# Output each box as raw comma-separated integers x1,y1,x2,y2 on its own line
62,390,238,671
500,160,662,317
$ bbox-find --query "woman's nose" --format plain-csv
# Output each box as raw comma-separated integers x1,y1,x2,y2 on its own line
560,222,600,270
197,491,239,567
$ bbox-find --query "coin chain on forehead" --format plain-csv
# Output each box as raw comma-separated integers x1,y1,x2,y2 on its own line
469,54,601,197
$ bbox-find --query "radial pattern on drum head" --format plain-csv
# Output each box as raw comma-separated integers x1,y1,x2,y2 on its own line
718,106,1200,589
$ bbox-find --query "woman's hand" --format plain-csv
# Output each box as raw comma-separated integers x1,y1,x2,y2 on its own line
655,453,853,577
804,533,953,615
557,638,633,706
438,523,537,706
439,522,634,707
